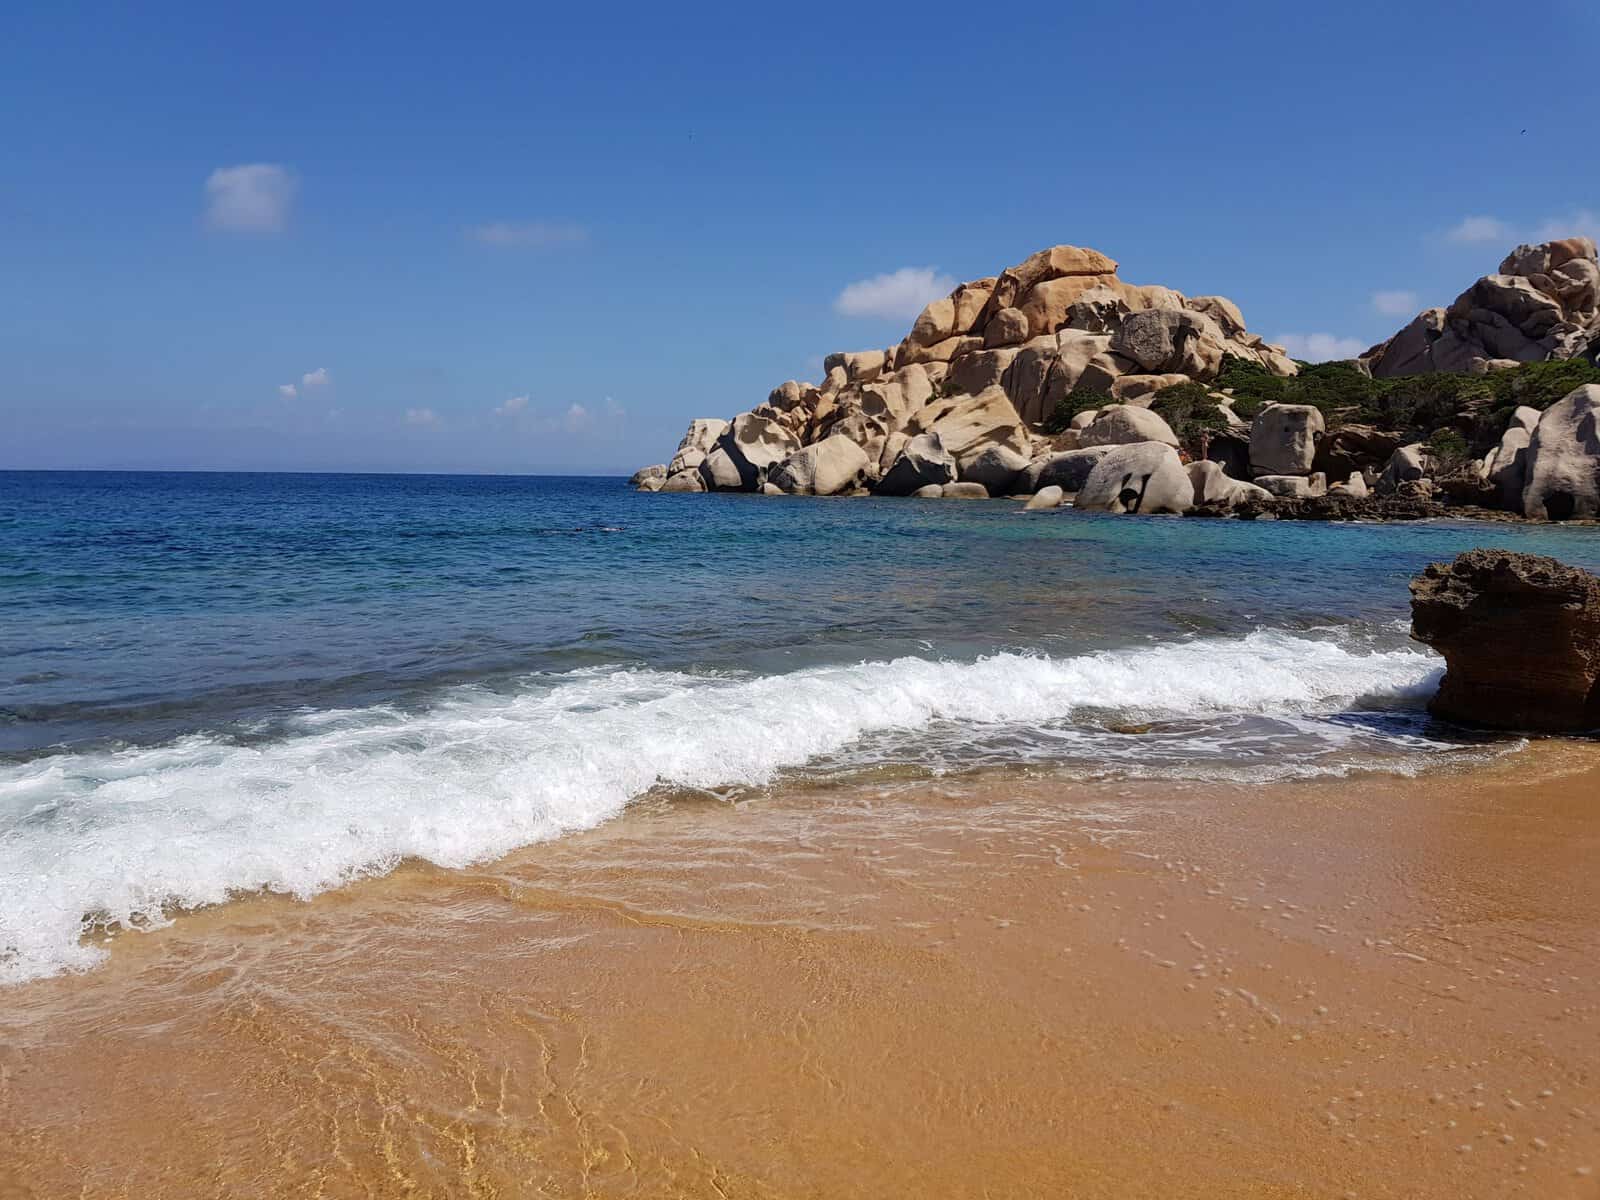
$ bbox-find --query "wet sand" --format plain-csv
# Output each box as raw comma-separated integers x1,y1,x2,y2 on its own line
4,747,1600,1199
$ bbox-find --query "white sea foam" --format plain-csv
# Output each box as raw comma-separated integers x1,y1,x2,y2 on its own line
0,631,1443,984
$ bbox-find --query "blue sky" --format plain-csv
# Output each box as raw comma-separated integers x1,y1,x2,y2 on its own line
3,1,1596,474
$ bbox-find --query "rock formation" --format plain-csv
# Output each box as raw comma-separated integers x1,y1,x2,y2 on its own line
1410,550,1600,731
639,236,1600,523
642,243,1296,513
1365,238,1600,378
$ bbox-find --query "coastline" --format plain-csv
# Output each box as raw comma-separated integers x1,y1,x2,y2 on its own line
5,745,1599,1198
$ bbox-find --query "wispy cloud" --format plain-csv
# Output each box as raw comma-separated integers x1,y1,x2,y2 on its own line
1274,332,1367,362
563,402,592,434
466,221,588,249
204,164,296,234
1442,210,1600,248
493,394,529,418
300,367,329,388
277,383,298,399
1371,290,1419,317
835,266,956,320
1533,209,1600,242
404,407,439,427
1445,216,1514,245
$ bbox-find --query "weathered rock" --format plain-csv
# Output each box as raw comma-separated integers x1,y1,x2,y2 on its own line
941,482,989,500
952,279,997,333
1018,446,1114,493
1024,486,1065,510
1254,472,1328,499
1077,404,1181,449
1109,309,1227,379
769,435,870,496
1249,404,1325,476
907,387,1029,459
699,445,747,491
1111,373,1189,404
1019,275,1116,338
761,482,785,496
912,483,945,498
1376,444,1430,496
1367,238,1600,377
1074,443,1194,515
660,468,706,493
1522,385,1600,519
722,412,801,487
909,298,957,348
1410,549,1600,731
1003,336,1062,427
984,306,1030,348
1186,460,1272,507
898,334,983,367
1331,472,1369,498
878,433,958,496
958,443,1030,495
1485,424,1533,510
668,418,731,475
629,464,667,488
1313,425,1402,480
947,347,1021,397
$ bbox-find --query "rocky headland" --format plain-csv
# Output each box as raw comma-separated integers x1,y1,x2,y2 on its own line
633,238,1600,522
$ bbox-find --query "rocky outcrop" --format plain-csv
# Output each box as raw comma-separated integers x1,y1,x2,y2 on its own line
636,241,1295,512
1410,549,1600,731
1017,446,1114,494
1074,443,1194,515
629,465,667,490
1521,384,1600,520
1365,238,1600,378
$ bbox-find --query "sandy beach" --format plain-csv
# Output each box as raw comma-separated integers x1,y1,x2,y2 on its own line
4,744,1599,1199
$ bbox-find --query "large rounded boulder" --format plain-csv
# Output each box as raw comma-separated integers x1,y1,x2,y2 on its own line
1248,404,1325,476
1076,405,1181,450
1521,384,1600,520
877,433,958,496
1074,443,1195,515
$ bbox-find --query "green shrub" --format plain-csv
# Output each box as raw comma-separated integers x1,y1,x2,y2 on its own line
1042,388,1110,434
1488,358,1600,410
1150,382,1230,451
1426,427,1470,474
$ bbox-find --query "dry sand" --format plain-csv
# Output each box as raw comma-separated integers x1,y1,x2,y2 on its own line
3,745,1600,1198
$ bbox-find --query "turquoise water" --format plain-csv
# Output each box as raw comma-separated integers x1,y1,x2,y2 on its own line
3,470,1599,983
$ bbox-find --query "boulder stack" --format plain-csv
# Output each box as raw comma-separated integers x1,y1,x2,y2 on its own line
1365,238,1600,378
636,243,1297,513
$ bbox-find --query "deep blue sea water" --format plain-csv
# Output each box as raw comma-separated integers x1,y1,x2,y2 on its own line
4,470,1600,983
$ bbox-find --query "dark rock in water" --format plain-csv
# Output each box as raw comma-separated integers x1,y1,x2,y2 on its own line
1409,549,1600,731
1211,491,1447,522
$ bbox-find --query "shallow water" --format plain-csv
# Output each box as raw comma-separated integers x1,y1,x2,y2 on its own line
4,470,1600,984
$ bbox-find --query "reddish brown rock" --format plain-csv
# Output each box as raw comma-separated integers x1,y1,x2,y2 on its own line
1409,549,1600,731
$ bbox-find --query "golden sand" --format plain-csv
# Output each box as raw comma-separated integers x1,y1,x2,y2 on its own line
3,746,1600,1198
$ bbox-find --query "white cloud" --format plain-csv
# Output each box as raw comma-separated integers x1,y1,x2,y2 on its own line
562,402,592,434
493,394,529,418
277,383,297,399
834,266,956,320
1533,209,1600,242
204,164,296,233
466,221,588,248
1274,332,1367,362
1371,289,1419,316
404,407,439,427
300,367,329,388
1445,215,1513,244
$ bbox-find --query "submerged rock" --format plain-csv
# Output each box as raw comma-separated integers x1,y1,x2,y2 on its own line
1410,549,1600,731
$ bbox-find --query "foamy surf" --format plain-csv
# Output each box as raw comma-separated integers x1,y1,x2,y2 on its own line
0,630,1448,984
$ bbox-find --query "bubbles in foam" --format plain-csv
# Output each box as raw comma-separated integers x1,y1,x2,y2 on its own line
1,630,1447,984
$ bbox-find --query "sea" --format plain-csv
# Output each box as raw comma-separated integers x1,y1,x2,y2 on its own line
4,469,1599,987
